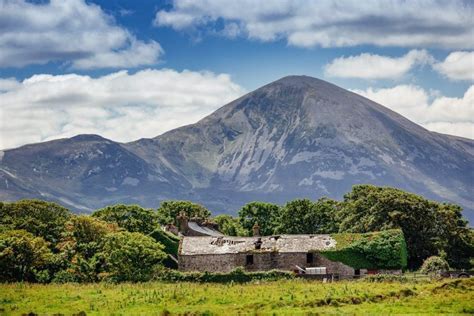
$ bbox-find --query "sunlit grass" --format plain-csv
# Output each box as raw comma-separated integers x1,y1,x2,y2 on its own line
0,278,472,315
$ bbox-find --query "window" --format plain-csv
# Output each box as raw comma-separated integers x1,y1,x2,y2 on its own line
246,254,254,265
306,252,314,264
355,269,360,276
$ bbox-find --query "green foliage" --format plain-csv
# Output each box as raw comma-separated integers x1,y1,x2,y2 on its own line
277,198,340,234
238,202,280,236
0,230,52,282
149,228,180,256
420,256,450,275
149,228,180,269
157,200,211,225
363,274,412,283
320,229,408,269
153,266,294,283
92,204,158,235
337,185,473,268
0,199,71,245
214,214,246,236
51,216,121,283
100,231,166,282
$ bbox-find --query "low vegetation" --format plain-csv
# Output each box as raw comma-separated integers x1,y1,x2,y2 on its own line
0,184,472,285
0,278,472,315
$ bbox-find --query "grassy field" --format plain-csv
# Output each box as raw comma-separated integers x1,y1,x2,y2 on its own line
0,278,473,315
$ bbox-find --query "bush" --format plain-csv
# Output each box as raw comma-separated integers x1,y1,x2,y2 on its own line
52,269,79,283
153,266,294,283
0,230,52,282
420,256,449,275
363,274,411,283
100,231,167,282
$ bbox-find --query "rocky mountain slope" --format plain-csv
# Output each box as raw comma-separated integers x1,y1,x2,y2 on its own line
1,76,473,221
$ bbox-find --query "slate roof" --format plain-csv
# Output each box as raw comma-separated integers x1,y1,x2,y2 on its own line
180,235,336,255
188,221,224,237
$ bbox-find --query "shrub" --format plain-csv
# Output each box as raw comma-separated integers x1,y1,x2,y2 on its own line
100,231,166,282
420,256,449,275
153,267,294,283
363,274,411,283
0,230,52,282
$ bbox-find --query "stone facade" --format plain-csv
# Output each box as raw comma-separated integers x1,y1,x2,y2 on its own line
179,250,354,275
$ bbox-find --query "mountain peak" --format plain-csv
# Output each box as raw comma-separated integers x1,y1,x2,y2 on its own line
1,76,473,223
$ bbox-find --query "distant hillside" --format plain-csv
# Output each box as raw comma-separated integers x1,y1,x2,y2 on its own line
1,76,473,221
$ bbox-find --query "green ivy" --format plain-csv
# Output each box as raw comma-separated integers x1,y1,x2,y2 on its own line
320,229,407,269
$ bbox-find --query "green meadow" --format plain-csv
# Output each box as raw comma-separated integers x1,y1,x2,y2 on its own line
1,278,473,315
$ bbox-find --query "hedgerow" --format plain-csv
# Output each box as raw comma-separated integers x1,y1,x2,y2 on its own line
153,267,294,283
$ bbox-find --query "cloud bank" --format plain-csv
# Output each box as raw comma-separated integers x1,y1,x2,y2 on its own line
0,0,163,69
325,50,433,79
353,85,474,139
0,69,245,149
434,51,474,81
155,0,473,49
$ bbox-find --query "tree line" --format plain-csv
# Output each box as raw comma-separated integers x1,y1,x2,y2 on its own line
0,184,472,283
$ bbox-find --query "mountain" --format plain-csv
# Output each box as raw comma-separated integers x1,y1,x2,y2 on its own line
1,76,473,221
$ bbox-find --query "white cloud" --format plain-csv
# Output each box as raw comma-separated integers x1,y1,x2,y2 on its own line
154,0,473,49
0,0,163,69
353,85,474,139
325,50,433,79
434,51,474,81
0,78,20,92
0,69,246,149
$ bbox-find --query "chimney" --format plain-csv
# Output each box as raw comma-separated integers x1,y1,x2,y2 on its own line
176,211,189,234
252,222,260,237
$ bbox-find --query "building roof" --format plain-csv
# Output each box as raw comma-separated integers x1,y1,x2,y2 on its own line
187,221,224,237
180,235,336,255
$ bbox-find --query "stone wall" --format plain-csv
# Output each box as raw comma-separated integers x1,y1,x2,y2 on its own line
179,251,355,276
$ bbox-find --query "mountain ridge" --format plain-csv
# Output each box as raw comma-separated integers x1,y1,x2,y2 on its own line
1,75,473,221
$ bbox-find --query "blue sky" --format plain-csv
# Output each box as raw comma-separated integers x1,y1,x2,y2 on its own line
0,0,473,149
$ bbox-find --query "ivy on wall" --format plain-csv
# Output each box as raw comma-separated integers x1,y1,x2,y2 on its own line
319,229,408,269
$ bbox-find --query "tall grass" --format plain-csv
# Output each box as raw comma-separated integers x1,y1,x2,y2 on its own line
0,278,472,315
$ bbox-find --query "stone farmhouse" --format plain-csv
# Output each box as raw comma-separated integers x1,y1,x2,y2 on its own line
179,234,357,276
175,214,404,278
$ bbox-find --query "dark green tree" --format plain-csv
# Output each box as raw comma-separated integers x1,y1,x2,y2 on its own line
0,200,71,245
157,200,211,225
214,214,246,236
0,230,52,282
337,184,473,268
92,204,158,235
277,198,339,234
238,202,280,236
99,231,166,282
277,199,314,234
307,197,340,233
